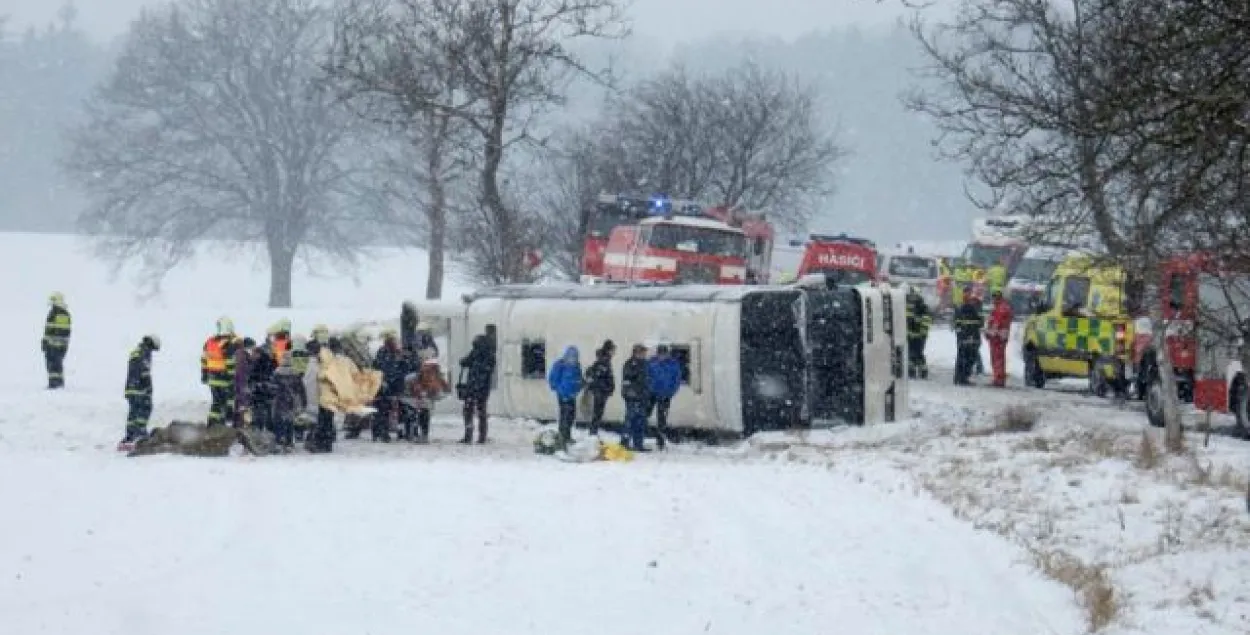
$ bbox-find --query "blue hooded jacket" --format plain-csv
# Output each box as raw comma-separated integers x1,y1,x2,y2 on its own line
547,346,583,400
648,355,682,399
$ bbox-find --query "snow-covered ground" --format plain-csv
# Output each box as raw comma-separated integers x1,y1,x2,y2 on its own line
1,232,1247,634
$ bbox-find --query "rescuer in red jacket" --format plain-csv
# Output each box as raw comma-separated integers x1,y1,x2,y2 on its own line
985,291,1014,387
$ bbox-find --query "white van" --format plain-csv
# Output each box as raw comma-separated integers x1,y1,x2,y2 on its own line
878,251,940,308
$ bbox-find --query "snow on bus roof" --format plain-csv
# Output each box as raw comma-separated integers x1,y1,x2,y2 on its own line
463,283,799,303
638,216,745,232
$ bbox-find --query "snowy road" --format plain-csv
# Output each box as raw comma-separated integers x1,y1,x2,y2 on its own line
0,455,1082,635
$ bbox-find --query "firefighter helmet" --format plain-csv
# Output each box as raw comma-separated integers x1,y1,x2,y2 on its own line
216,316,235,335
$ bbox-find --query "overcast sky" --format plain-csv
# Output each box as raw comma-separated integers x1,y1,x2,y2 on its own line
4,0,914,43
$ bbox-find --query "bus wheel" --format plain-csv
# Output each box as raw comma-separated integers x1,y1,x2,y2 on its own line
1145,375,1166,428
1024,349,1045,389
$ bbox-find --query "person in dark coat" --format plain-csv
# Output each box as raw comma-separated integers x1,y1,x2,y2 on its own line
647,345,682,450
248,340,279,433
119,335,160,450
547,345,583,447
42,292,71,389
400,302,419,354
458,333,496,444
620,344,652,451
372,330,415,442
233,338,257,428
953,288,986,385
905,286,932,379
270,349,307,452
583,340,616,436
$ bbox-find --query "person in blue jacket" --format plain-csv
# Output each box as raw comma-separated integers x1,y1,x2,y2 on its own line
547,345,583,447
647,345,682,450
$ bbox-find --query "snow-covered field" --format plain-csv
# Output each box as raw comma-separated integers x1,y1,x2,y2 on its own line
1,232,1247,635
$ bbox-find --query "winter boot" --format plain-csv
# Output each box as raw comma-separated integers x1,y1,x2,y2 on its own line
476,419,488,444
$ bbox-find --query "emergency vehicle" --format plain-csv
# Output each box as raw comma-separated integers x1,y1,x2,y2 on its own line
1133,254,1250,430
792,233,878,286
581,194,774,285
878,248,940,309
952,216,1031,306
1006,245,1073,317
1021,253,1137,397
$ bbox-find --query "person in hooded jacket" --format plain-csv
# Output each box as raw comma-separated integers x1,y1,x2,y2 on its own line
371,330,415,442
248,337,279,433
547,346,583,447
621,344,652,451
303,339,335,453
458,333,495,444
647,345,682,450
583,340,616,436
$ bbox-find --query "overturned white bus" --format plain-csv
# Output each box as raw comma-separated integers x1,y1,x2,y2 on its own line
419,283,907,435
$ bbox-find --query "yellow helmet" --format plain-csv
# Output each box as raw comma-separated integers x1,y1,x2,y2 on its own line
267,318,291,335
49,292,65,307
312,324,330,341
216,316,235,336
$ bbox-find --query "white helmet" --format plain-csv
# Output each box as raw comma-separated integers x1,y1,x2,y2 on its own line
216,316,235,336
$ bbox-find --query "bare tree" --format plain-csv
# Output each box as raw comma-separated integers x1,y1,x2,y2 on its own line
63,0,383,308
907,0,1198,446
327,0,628,284
589,61,844,229
327,0,473,299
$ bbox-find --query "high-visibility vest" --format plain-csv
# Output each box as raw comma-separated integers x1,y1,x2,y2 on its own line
270,335,290,365
203,336,228,372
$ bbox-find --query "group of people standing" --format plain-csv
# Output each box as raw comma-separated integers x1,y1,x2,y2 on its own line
952,285,1014,386
546,340,682,452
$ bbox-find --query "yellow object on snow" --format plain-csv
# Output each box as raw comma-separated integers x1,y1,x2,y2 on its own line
317,349,382,413
600,442,634,462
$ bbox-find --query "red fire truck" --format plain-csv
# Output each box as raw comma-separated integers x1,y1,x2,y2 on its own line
1133,253,1250,430
793,234,878,286
581,194,775,285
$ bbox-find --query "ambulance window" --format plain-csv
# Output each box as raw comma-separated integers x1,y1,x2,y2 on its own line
521,339,546,378
1062,276,1091,310
669,345,692,384
1169,274,1186,309
1043,278,1060,310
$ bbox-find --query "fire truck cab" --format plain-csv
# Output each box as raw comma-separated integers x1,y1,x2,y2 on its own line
583,194,773,285
1137,254,1250,429
794,234,878,287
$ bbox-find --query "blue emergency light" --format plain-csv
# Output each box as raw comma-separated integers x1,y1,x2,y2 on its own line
649,195,672,214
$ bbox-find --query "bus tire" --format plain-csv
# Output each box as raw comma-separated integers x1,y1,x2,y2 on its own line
1024,349,1045,389
1145,375,1166,428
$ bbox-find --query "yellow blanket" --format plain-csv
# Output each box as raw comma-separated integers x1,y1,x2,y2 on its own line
317,349,382,413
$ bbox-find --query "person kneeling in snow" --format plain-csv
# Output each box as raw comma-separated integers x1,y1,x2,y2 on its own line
119,334,160,451
547,346,583,448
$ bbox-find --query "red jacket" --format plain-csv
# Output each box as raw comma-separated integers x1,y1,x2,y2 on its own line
986,299,1013,342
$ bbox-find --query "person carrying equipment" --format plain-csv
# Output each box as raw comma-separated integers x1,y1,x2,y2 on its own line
953,287,985,385
905,286,932,379
42,292,72,389
119,335,160,451
201,317,240,426
985,290,1014,387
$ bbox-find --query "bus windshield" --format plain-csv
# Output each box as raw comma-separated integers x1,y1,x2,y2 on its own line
962,244,1012,268
888,256,937,279
647,223,746,258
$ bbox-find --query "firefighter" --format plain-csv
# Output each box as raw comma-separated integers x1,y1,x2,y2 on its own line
42,292,71,389
266,319,292,365
987,258,1009,299
953,287,985,385
119,334,160,450
985,290,1014,387
201,317,240,427
905,285,932,379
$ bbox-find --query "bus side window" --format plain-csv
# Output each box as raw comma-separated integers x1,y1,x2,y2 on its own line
669,345,692,384
521,339,546,379
668,341,702,394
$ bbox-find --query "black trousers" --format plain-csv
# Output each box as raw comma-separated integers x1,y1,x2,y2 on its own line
44,346,66,388
308,408,335,452
651,397,672,448
208,385,232,426
955,341,981,384
907,336,928,378
126,395,152,430
588,392,608,436
557,398,577,442
462,395,488,441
